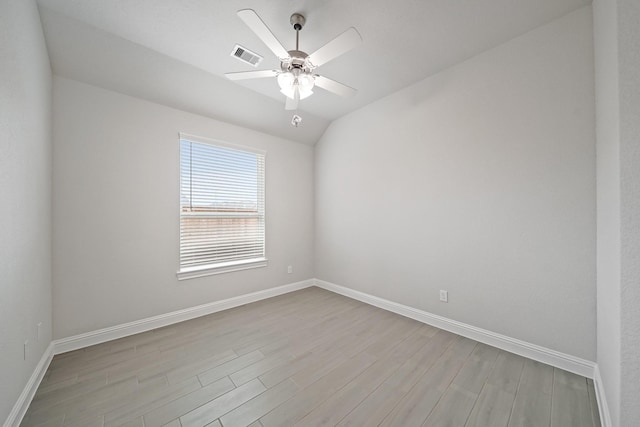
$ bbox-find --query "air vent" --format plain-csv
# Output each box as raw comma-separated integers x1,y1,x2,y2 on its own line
230,44,263,67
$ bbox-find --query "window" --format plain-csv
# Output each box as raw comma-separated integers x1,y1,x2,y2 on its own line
178,133,266,279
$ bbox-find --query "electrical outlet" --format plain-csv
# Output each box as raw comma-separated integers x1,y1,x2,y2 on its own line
287,265,293,274
439,290,448,303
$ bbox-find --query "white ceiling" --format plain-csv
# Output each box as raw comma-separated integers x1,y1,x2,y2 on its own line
37,0,590,145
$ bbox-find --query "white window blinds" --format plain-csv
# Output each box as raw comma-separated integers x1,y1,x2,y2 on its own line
179,134,266,276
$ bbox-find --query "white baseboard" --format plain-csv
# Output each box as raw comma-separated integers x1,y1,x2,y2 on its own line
4,280,314,426
53,279,314,355
7,278,603,427
3,343,54,427
593,365,612,427
314,279,596,378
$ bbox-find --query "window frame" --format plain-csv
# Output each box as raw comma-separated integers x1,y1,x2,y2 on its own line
176,132,267,280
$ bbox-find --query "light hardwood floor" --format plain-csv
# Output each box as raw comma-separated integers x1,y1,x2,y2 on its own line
21,287,601,427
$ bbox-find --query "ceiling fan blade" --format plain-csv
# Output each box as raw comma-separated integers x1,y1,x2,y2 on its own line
314,75,357,97
285,87,300,110
225,70,278,80
306,27,362,67
237,9,290,60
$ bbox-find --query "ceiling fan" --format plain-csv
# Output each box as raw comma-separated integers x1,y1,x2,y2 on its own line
225,9,362,111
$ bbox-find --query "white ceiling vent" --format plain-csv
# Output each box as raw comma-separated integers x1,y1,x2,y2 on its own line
230,44,263,67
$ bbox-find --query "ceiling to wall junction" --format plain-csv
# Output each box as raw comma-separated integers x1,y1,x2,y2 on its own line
37,0,591,144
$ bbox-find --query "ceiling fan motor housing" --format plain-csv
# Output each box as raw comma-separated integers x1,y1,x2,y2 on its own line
282,50,312,72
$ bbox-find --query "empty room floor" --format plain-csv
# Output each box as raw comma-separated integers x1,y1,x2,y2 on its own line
21,287,601,427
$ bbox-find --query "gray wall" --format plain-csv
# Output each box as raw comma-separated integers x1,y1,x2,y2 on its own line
0,0,53,422
52,77,314,339
593,0,621,423
618,1,640,423
315,7,596,360
594,0,640,424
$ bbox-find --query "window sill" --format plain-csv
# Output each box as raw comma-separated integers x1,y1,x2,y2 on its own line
177,258,268,280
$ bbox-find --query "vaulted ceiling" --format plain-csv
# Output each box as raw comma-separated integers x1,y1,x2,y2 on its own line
37,0,591,144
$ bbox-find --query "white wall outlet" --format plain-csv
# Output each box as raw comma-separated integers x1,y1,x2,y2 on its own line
287,265,293,274
24,340,28,360
37,322,42,341
439,290,448,303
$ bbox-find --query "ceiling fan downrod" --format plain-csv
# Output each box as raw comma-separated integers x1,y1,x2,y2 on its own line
290,13,305,51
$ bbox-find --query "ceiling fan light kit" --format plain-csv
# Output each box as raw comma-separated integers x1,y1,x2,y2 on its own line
225,9,362,112
278,69,314,100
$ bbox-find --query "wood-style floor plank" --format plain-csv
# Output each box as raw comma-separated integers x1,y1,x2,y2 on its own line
551,369,594,427
259,352,378,427
423,385,478,427
292,352,404,427
20,287,600,427
338,333,462,426
102,377,201,426
421,343,500,427
217,379,299,427
143,377,235,427
377,336,476,427
179,379,266,427
507,359,553,427
464,351,525,427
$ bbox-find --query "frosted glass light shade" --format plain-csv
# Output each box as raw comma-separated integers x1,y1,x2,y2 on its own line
298,73,315,90
278,70,315,100
277,71,294,89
